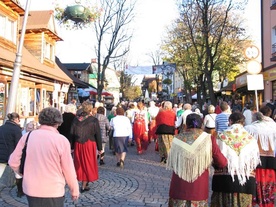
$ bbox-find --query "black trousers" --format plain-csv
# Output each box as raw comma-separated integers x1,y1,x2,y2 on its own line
27,195,65,207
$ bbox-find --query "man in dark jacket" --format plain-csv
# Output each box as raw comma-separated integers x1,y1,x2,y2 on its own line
0,112,22,196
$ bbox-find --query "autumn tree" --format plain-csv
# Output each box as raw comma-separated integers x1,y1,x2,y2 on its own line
93,0,136,101
163,0,248,105
124,85,142,101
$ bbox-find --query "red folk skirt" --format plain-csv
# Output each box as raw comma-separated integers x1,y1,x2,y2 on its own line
133,120,148,152
74,139,99,182
252,168,276,207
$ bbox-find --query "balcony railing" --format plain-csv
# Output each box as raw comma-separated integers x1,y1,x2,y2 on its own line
271,43,276,61
271,0,276,10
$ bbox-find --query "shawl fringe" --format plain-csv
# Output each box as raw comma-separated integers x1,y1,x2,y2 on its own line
218,124,260,186
166,132,212,183
244,119,276,152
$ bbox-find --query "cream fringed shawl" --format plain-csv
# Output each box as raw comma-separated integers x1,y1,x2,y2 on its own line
217,124,260,186
166,132,212,183
244,116,276,152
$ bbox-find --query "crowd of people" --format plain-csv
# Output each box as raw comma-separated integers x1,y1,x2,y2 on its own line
0,97,275,207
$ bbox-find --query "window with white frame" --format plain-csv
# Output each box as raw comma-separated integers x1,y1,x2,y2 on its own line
44,42,55,61
0,14,16,43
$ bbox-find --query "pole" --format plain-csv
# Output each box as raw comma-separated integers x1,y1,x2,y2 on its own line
255,89,259,112
5,0,32,116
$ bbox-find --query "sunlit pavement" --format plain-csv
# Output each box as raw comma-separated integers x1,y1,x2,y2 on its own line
0,141,172,207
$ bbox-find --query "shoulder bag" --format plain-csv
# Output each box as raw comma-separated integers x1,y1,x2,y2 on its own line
19,131,32,175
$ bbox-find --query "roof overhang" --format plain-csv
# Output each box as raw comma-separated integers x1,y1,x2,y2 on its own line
0,47,72,83
2,0,25,16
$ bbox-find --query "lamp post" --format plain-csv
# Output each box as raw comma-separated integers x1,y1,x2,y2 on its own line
5,0,31,117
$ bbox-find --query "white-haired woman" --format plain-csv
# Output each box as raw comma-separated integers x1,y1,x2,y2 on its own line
203,104,217,137
155,101,176,163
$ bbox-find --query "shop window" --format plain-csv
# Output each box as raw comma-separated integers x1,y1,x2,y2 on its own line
19,87,36,117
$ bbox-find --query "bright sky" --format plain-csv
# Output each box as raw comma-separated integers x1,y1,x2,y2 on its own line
24,0,178,66
23,0,261,66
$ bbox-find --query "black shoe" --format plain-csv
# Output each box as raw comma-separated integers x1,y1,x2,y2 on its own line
99,160,105,165
116,162,120,167
80,187,90,193
17,191,25,198
160,156,165,163
130,142,134,146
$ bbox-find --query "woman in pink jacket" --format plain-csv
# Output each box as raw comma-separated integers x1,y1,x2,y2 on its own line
9,107,79,207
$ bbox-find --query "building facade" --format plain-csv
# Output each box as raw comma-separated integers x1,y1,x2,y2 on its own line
0,1,73,124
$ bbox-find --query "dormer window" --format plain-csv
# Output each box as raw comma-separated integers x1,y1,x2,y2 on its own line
44,42,55,61
0,14,17,43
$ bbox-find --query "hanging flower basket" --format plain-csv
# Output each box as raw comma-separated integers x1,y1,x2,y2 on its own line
63,5,92,23
55,4,101,29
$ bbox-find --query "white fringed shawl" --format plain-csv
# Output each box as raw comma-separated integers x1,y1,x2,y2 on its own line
217,124,260,186
244,116,276,152
166,132,212,183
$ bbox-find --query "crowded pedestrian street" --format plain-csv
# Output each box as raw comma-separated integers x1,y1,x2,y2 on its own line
0,142,172,207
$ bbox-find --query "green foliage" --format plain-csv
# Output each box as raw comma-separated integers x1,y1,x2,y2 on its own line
162,0,249,104
124,86,142,100
163,78,172,85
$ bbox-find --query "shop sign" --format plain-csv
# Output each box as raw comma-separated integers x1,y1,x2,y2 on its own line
61,84,70,93
235,74,247,88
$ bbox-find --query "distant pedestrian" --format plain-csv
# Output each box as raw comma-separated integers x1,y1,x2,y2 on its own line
70,101,102,193
132,102,149,154
110,107,133,168
147,101,159,143
8,107,79,206
57,104,76,150
242,103,253,126
175,103,192,130
167,113,227,207
155,101,176,164
203,104,217,137
215,101,230,133
95,106,110,165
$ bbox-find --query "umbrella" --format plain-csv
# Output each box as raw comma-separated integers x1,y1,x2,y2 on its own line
102,90,112,96
77,88,90,97
84,87,97,95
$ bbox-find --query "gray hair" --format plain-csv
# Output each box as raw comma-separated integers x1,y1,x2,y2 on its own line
38,107,63,126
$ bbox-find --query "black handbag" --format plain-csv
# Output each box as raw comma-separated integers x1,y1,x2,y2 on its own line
19,131,32,175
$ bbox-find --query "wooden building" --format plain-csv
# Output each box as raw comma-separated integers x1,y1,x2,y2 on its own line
0,1,74,124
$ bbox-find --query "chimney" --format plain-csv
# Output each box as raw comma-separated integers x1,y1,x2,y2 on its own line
91,58,97,63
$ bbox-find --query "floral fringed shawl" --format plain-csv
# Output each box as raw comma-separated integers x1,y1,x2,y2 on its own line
166,131,212,183
217,124,260,186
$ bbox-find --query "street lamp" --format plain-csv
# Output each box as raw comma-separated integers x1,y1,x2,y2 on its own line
6,0,31,117
246,59,263,112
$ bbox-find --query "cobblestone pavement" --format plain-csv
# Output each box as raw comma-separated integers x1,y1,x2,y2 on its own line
0,141,172,207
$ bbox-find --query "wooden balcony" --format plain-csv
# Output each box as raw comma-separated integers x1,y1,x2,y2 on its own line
271,1,276,10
